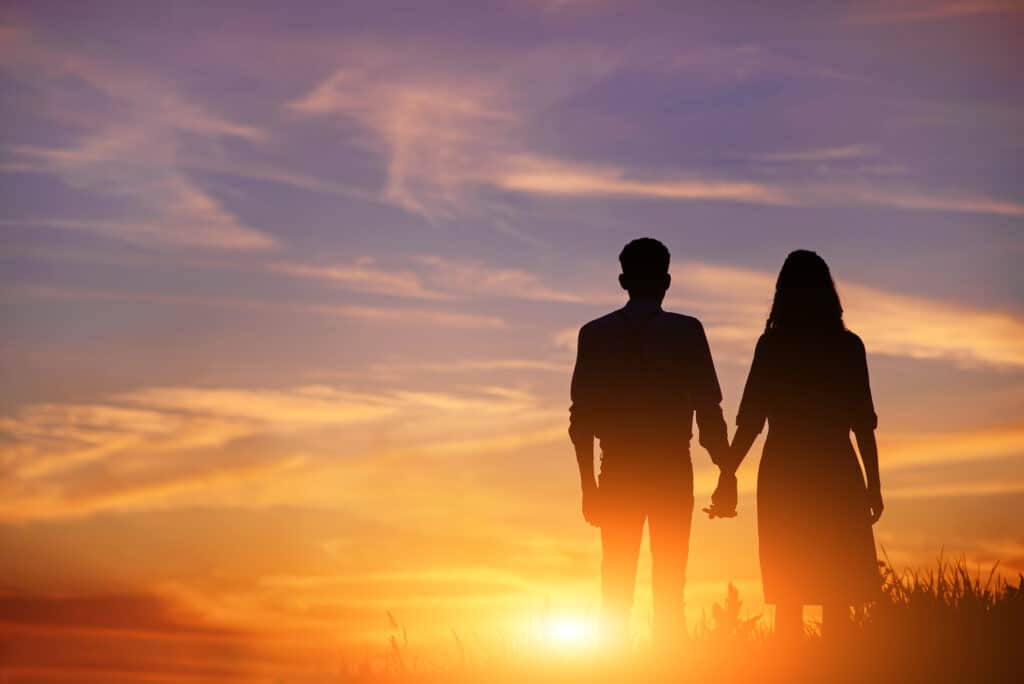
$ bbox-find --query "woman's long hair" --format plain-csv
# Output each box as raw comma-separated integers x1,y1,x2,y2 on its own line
765,250,845,333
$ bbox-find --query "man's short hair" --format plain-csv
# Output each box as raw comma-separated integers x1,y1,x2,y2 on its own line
619,237,670,277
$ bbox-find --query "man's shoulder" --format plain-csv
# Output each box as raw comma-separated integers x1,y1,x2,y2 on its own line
579,309,705,342
579,309,625,336
660,310,705,333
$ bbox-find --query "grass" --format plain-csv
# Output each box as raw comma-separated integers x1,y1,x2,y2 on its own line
331,556,1023,683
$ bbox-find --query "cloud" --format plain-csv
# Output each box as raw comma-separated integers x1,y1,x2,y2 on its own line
552,327,581,352
288,66,515,217
496,155,788,204
819,186,1024,217
2,284,507,330
1,27,274,250
368,358,569,376
885,478,1024,499
269,259,452,300
753,144,879,162
881,424,1024,467
271,254,596,304
0,379,558,520
114,385,399,426
325,304,506,329
0,593,271,683
0,592,233,635
283,43,1024,220
849,0,1021,24
285,44,617,218
492,155,1024,218
412,255,587,303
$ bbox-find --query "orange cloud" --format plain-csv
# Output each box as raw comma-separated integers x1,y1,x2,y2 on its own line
494,155,1024,218
0,379,562,520
881,424,1024,467
497,155,788,205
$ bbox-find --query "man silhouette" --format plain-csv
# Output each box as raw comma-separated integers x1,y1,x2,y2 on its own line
569,237,733,645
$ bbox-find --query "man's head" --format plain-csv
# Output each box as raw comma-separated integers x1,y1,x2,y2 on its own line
618,237,671,299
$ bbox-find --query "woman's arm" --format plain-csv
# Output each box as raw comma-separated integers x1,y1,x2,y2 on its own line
705,334,767,519
855,428,884,523
728,333,769,474
850,333,883,524
725,422,760,476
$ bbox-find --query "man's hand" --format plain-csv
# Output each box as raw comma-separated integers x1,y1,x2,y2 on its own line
703,470,738,519
581,484,602,527
867,486,884,524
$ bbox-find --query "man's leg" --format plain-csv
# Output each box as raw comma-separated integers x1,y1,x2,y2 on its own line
599,487,645,645
648,467,694,647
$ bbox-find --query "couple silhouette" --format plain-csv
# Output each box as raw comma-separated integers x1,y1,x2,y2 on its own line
569,238,883,645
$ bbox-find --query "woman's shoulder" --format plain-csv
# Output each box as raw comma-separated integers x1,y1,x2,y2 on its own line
841,329,867,352
754,329,780,356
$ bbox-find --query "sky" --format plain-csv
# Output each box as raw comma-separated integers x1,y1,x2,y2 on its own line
0,0,1022,680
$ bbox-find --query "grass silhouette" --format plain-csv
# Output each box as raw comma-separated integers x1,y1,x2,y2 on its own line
328,555,1022,683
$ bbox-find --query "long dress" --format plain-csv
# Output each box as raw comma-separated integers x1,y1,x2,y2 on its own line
736,328,880,604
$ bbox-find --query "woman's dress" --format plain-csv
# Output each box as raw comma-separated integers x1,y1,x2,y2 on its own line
737,328,880,604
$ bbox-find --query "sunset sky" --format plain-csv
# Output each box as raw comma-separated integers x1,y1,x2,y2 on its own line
1,1,1022,680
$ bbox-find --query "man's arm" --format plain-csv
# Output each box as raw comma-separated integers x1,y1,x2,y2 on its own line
691,320,730,465
569,326,600,525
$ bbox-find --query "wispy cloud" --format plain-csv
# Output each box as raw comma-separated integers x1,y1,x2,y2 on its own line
412,255,587,303
271,254,593,304
492,155,1024,218
320,304,506,329
285,44,617,218
753,144,879,162
269,259,452,301
369,358,569,375
287,66,515,217
496,155,789,205
0,379,558,520
882,424,1024,467
849,0,1022,24
2,284,506,330
284,44,1024,220
1,27,274,250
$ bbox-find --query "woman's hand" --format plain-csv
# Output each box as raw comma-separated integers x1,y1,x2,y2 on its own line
867,486,884,524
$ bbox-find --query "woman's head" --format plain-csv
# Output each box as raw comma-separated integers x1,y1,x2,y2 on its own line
766,250,844,333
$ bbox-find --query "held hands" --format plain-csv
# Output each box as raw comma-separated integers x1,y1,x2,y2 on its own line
703,469,738,519
867,486,884,524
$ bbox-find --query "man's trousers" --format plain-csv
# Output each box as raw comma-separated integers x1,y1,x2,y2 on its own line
597,450,694,644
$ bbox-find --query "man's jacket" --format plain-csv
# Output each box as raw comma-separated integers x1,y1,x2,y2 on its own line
569,298,729,461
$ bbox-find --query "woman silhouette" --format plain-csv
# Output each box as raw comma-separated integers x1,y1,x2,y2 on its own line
726,250,883,638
